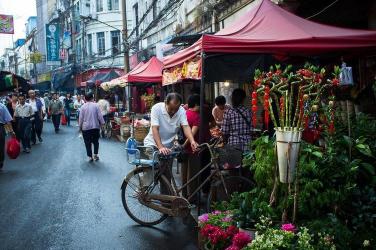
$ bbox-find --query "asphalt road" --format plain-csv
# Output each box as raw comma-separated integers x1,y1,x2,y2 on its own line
0,121,197,250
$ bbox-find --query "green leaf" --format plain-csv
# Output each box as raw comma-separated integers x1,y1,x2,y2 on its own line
361,162,375,175
356,143,373,157
312,151,323,158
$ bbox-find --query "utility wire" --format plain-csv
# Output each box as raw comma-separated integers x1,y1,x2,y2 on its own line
306,0,339,19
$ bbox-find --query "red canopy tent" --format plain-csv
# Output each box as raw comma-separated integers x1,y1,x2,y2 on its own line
163,0,376,70
126,56,164,83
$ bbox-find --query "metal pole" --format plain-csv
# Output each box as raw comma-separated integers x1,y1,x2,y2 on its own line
121,0,129,73
199,53,205,144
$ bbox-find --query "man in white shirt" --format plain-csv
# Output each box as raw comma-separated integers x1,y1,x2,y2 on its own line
144,93,198,154
143,93,198,194
27,90,44,144
14,94,34,153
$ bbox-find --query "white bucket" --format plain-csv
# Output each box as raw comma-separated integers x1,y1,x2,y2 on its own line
275,128,302,183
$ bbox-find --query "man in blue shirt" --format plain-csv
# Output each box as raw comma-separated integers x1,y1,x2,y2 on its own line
0,101,15,170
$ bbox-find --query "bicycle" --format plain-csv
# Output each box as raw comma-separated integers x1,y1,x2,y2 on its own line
121,137,254,226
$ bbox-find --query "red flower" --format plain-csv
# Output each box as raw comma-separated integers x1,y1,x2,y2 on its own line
232,232,252,249
254,78,262,87
275,69,282,75
281,223,296,232
226,225,239,238
225,246,240,250
252,91,257,99
332,78,339,86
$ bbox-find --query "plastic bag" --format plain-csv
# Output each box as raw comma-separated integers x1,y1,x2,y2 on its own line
6,136,20,159
61,114,67,125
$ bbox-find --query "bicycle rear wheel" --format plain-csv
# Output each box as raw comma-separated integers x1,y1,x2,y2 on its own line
207,175,254,212
121,166,174,226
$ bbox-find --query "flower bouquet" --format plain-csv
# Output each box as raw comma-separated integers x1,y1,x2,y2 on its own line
198,211,252,250
252,64,339,183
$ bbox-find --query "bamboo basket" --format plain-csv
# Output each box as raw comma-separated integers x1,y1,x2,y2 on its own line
134,126,150,142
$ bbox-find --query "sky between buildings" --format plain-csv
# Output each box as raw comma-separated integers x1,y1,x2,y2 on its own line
0,0,37,55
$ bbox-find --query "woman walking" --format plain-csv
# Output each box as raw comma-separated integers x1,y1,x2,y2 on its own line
79,93,105,162
64,93,74,126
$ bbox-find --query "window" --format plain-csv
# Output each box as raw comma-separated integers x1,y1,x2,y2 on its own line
96,0,103,12
133,3,139,36
108,0,119,11
87,34,93,56
111,30,120,55
97,32,105,56
76,38,82,62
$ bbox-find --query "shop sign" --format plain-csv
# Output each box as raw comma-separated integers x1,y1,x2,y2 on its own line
0,14,14,34
45,23,60,65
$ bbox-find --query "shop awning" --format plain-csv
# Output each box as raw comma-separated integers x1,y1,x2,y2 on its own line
100,62,145,90
163,0,376,69
126,56,163,83
86,69,120,87
0,71,30,92
51,65,75,90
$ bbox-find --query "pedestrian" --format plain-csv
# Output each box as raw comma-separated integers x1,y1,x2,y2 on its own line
79,92,105,162
6,93,19,139
64,93,74,126
59,93,66,105
35,90,46,136
97,96,110,137
49,93,63,133
0,99,16,170
74,94,85,124
43,93,50,121
27,90,44,144
14,94,33,153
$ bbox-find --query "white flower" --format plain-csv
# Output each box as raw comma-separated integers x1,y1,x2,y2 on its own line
363,240,370,247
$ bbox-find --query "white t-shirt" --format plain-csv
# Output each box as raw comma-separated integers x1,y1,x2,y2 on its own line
97,99,110,116
74,99,85,111
29,99,38,112
144,102,188,148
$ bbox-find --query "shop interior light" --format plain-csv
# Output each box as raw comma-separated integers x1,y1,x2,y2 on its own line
224,81,230,87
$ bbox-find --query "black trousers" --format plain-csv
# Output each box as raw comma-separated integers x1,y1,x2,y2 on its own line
18,118,32,149
31,112,42,143
52,114,61,130
0,125,5,164
82,129,100,157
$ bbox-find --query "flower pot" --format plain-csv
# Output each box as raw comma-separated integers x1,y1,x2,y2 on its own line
239,228,256,240
275,128,302,183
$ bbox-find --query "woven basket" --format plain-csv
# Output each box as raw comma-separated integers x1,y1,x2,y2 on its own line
134,126,149,142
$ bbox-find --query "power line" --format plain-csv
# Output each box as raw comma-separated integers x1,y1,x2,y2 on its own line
306,0,339,19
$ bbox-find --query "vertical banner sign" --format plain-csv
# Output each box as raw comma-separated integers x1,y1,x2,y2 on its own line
0,14,14,34
46,23,60,65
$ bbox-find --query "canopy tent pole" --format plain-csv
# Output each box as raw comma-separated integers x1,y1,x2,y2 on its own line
199,53,206,144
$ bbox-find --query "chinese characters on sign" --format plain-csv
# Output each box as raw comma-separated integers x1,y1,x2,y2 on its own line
0,14,14,34
45,24,60,65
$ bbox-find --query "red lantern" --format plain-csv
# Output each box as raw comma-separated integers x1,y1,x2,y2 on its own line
252,91,257,99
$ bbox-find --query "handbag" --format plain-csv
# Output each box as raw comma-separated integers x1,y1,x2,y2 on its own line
7,136,20,159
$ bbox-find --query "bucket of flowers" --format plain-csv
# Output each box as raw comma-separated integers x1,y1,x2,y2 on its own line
198,211,252,250
252,63,340,183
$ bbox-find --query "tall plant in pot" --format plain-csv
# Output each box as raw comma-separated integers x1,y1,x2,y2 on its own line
252,64,340,183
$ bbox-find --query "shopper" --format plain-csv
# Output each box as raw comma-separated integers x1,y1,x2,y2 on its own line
181,94,201,199
79,92,105,162
0,100,15,169
212,95,230,127
14,94,34,153
221,88,252,166
27,90,44,144
6,93,18,138
49,93,63,133
64,93,74,126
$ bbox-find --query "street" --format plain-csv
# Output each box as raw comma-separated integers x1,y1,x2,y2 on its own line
0,122,197,250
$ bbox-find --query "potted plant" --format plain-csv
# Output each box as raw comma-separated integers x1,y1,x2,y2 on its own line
252,64,339,183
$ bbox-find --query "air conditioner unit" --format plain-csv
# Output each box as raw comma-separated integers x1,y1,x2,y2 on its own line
80,0,92,17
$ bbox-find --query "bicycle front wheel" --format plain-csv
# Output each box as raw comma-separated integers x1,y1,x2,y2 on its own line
121,166,174,226
207,175,254,212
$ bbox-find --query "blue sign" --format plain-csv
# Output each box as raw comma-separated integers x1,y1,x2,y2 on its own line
46,23,60,64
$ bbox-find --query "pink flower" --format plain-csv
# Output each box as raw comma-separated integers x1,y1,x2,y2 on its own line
198,214,209,223
213,210,222,215
226,225,239,238
232,232,252,248
281,223,296,232
226,246,240,250
222,216,232,223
